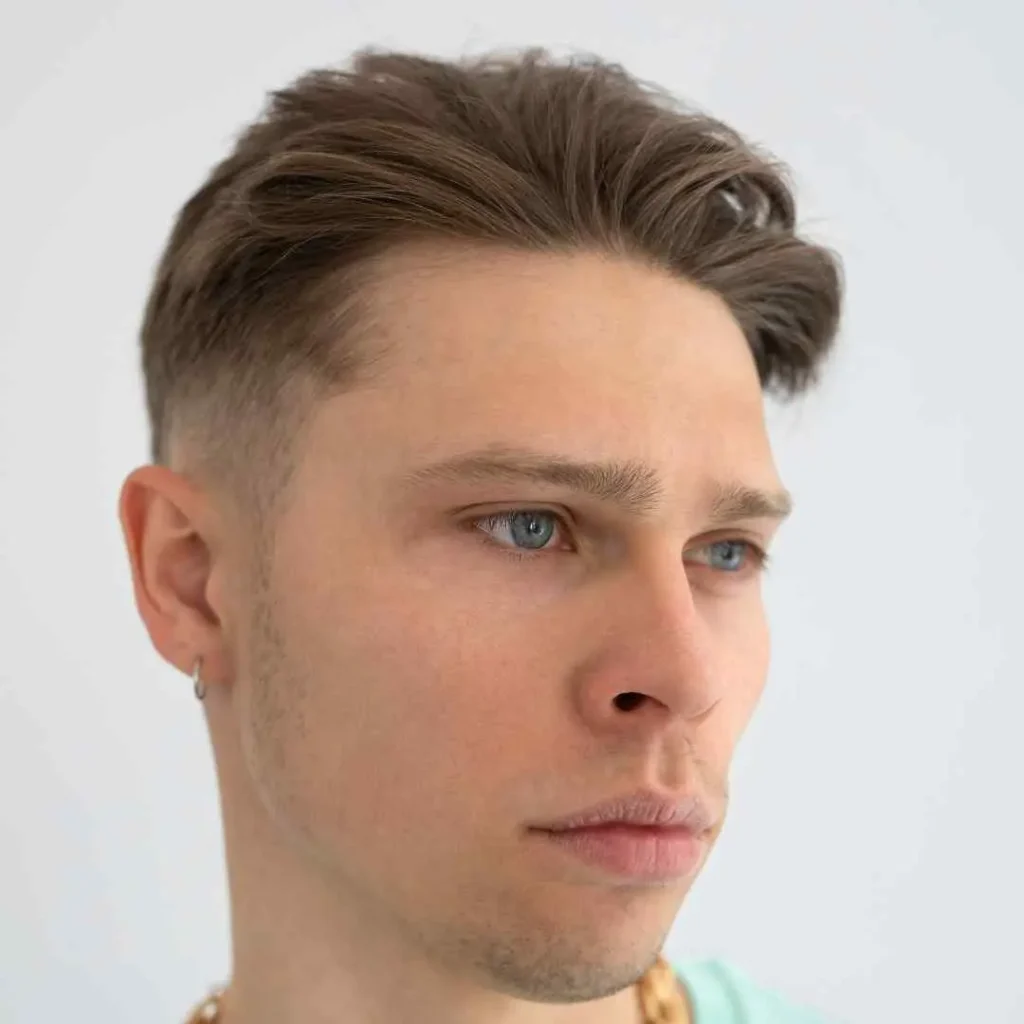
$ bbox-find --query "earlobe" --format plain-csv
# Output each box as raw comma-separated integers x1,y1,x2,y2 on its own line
192,655,207,700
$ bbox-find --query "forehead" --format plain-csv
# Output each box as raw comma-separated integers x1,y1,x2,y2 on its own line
317,242,777,489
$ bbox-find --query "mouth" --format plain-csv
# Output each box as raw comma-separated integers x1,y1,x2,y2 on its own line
529,822,706,882
525,788,715,883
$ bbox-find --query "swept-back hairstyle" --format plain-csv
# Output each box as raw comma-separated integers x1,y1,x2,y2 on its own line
140,47,842,528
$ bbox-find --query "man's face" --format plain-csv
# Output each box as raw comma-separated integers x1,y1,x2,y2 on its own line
226,244,786,991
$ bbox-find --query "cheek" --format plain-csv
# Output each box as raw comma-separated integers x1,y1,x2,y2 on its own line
242,561,532,849
744,605,772,696
700,594,772,756
706,586,771,684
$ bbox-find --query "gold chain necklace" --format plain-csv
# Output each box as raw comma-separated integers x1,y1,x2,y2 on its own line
185,954,690,1023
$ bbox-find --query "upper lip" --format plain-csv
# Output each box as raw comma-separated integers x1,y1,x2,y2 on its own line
530,788,716,833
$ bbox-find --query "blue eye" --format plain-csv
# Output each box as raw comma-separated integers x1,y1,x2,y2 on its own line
686,539,767,573
709,540,747,571
471,513,768,575
474,510,563,552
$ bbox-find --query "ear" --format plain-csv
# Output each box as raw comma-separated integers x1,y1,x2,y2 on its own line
117,464,233,696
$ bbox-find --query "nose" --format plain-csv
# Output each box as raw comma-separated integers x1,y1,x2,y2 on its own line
570,557,722,732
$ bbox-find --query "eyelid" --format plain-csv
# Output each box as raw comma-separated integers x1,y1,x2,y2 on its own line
688,526,772,555
470,506,574,540
698,533,767,551
467,505,575,531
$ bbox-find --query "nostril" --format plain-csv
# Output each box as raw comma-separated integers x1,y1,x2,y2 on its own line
614,692,645,712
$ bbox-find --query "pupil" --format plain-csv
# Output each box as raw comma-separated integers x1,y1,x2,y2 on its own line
715,541,743,569
511,512,554,549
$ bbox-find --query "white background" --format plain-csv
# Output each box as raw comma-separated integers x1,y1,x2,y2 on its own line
1,1,1021,1021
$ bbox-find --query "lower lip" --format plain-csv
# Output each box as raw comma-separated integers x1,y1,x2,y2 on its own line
533,824,704,882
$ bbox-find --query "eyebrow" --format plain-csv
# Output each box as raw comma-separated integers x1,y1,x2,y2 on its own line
400,445,793,524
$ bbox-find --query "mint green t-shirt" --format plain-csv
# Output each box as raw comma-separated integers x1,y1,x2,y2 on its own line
674,961,832,1023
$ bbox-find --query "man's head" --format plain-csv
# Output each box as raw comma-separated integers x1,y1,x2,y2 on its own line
120,49,842,1006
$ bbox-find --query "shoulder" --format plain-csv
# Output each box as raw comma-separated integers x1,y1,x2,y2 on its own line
672,960,835,1023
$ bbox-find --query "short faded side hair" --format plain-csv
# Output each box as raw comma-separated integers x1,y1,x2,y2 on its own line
140,47,843,525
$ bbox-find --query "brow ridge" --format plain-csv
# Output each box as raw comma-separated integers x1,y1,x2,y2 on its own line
402,444,792,524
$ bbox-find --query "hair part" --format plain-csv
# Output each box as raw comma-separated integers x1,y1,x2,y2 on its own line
140,47,843,530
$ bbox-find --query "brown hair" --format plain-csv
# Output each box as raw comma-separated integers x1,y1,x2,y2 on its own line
140,47,843,526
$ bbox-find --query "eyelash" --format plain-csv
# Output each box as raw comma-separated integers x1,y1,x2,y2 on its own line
469,508,771,574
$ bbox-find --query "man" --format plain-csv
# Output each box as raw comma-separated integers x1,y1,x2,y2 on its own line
118,47,843,1023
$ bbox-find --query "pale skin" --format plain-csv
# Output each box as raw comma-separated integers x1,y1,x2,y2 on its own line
119,243,791,1024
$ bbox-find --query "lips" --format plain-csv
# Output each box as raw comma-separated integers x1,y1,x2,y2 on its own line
533,822,706,881
526,787,715,882
530,787,715,833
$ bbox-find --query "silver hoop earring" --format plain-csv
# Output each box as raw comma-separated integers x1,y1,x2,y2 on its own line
192,657,206,701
